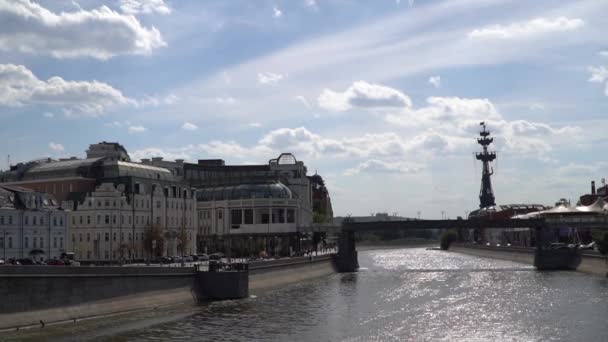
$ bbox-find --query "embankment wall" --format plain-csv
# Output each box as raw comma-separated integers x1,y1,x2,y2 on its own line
451,244,608,276
0,256,337,330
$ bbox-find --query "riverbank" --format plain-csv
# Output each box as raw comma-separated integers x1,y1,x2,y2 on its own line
451,244,608,276
0,255,337,332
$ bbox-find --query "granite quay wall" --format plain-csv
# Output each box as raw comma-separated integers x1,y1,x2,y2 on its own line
451,244,608,276
0,266,195,330
249,255,336,293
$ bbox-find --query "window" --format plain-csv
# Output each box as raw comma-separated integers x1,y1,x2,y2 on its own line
60,237,64,249
231,209,242,227
287,209,295,223
244,209,254,224
121,232,124,241
105,215,110,224
8,215,12,225
40,216,44,226
105,250,109,259
128,233,132,241
87,216,91,224
0,237,4,248
53,217,57,226
136,216,139,224
87,233,90,242
0,216,4,225
113,232,117,241
105,200,110,207
156,201,161,209
59,217,63,226
112,215,116,224
40,237,44,248
87,251,91,259
79,216,82,225
113,200,116,207
54,237,57,248
105,233,109,242
79,233,83,242
8,237,12,248
156,216,161,225
121,215,124,224
128,216,131,224
218,210,223,220
33,216,37,225
25,216,29,225
97,215,101,224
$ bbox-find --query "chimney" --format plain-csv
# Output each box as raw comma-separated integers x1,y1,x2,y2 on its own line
592,180,596,195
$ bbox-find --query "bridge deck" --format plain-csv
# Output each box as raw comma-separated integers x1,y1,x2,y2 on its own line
341,218,547,231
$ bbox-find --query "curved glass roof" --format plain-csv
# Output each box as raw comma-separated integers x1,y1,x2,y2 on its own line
197,182,293,201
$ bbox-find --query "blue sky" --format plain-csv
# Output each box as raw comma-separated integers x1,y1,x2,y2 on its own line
1,0,608,218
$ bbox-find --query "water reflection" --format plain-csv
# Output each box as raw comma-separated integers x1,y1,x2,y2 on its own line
103,248,607,342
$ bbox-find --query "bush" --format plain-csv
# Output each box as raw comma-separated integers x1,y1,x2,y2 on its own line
440,230,458,250
595,232,608,255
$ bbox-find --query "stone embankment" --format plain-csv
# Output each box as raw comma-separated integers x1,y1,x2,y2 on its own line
0,255,336,330
451,243,608,276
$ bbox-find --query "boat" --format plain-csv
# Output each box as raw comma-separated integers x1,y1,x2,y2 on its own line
533,243,582,271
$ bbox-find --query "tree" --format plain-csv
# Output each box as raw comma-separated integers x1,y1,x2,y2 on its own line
440,230,458,250
594,231,608,255
177,229,189,256
144,224,165,258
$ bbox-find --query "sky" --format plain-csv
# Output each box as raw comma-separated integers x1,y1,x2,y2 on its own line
1,0,608,218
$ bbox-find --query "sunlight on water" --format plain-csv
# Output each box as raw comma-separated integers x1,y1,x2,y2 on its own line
74,248,607,342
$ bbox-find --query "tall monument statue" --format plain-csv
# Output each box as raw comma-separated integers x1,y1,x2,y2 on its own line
475,122,496,208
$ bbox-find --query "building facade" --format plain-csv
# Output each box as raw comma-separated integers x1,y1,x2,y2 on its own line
0,186,68,261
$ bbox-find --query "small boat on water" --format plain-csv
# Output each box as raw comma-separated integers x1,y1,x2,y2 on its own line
534,243,582,271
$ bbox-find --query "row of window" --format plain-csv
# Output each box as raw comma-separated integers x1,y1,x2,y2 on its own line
71,214,193,228
82,197,194,211
0,236,64,249
73,231,141,243
230,208,296,227
0,215,65,227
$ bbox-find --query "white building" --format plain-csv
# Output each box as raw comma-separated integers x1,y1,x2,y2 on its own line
65,182,197,263
0,186,68,261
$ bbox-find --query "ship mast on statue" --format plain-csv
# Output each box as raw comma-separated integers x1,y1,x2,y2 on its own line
476,122,496,208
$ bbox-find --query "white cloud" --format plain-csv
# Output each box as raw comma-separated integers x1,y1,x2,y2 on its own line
529,103,545,111
138,93,179,107
248,122,262,128
469,17,584,40
0,64,134,116
119,0,172,15
216,96,236,105
0,0,166,59
273,6,282,18
589,65,608,83
318,81,412,112
182,122,198,131
199,140,272,159
43,112,54,118
294,95,311,108
131,147,192,162
600,51,608,58
257,72,286,84
344,159,423,176
428,75,441,88
49,142,64,152
589,65,608,96
304,0,318,10
128,125,146,133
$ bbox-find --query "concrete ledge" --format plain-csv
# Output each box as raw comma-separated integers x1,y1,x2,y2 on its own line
451,244,608,276
0,287,193,330
250,257,335,293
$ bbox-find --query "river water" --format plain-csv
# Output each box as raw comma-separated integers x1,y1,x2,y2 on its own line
10,248,608,341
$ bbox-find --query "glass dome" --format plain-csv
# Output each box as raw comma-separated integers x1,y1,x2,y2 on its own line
197,182,293,201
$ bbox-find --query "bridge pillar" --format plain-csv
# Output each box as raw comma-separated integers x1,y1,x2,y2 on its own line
333,230,359,272
533,224,581,270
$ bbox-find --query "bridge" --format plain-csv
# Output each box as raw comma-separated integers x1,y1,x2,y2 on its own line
334,218,598,272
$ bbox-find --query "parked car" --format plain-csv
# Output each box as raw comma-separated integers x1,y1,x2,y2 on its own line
17,258,35,265
0,258,4,265
197,254,209,261
183,255,194,262
172,256,183,263
209,253,224,261
160,256,173,264
580,241,596,250
47,259,66,266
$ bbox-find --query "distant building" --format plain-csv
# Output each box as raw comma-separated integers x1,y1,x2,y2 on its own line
0,142,196,262
0,185,68,261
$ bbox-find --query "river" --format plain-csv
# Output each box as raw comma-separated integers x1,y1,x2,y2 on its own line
7,248,608,341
